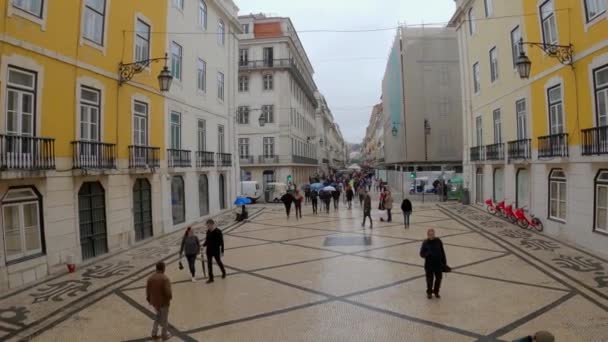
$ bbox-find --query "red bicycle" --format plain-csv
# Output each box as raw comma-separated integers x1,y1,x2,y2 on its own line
485,199,506,216
514,207,544,232
503,203,517,223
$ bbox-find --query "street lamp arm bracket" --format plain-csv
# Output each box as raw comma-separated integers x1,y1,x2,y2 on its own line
520,41,573,65
119,55,169,85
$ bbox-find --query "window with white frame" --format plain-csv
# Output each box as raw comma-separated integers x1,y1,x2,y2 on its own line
198,0,207,30
595,170,608,232
170,42,182,81
218,19,225,46
133,101,148,146
6,67,36,140
540,0,558,44
468,7,476,35
493,108,502,143
238,76,249,92
135,19,150,61
262,105,274,124
172,0,183,10
197,119,206,151
473,62,481,93
239,49,249,66
238,138,249,158
12,0,43,18
594,65,608,127
2,187,43,262
263,137,275,157
516,99,528,140
549,169,566,221
241,24,249,34
237,106,249,124
475,116,483,146
83,0,106,45
585,0,606,22
510,26,523,67
218,125,225,153
170,111,181,149
489,47,499,82
484,0,493,17
197,59,206,91
80,86,101,141
548,84,564,134
263,74,274,90
217,72,225,100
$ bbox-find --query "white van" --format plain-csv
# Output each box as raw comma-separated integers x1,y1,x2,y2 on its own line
240,181,261,203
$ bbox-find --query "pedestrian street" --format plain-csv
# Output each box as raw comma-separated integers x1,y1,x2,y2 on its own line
2,201,608,341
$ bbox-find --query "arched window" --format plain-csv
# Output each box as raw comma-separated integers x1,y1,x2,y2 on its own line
219,174,226,209
548,169,566,221
594,170,608,233
198,0,207,30
171,176,185,224
2,187,44,262
199,174,209,216
217,19,225,46
475,167,484,204
516,169,529,209
493,168,504,202
78,182,108,259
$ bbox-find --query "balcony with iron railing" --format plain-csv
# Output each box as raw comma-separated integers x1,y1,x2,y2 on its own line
470,146,485,162
217,153,232,167
293,155,318,165
72,141,116,169
485,143,505,161
240,155,254,165
258,155,279,164
167,149,192,168
538,133,569,158
0,134,55,171
581,126,608,155
196,151,215,168
507,139,531,162
128,146,160,169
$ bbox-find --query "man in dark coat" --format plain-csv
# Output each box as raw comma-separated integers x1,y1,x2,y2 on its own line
346,186,354,209
203,219,226,283
311,190,319,214
419,228,447,299
281,192,295,219
361,191,373,229
146,261,172,340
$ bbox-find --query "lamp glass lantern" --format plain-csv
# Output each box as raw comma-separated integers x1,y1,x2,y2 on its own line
515,51,532,80
157,65,173,92
258,114,266,127
391,126,398,137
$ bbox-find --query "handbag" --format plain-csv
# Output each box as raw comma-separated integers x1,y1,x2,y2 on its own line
178,259,184,270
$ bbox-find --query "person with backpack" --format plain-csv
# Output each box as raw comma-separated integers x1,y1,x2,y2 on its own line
179,227,200,282
401,197,413,228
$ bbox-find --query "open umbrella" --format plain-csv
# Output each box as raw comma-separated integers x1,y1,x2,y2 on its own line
322,186,336,192
234,197,252,205
310,183,324,190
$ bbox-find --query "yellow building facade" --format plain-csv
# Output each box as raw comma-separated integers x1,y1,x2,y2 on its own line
0,0,169,290
521,0,608,252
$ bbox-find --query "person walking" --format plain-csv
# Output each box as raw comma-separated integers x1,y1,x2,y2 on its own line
320,190,331,214
179,227,201,282
332,188,341,210
419,229,448,299
294,190,304,219
361,191,373,229
346,186,354,209
358,185,365,206
311,189,319,214
304,186,311,204
384,190,393,222
281,192,295,219
401,198,413,228
146,261,172,340
203,219,226,283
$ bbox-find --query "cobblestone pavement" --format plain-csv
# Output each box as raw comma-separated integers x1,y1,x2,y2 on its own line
3,199,608,341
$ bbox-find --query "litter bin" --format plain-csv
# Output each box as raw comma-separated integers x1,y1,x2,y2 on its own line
461,188,470,205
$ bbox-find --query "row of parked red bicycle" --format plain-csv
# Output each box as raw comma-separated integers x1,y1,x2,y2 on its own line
484,199,544,232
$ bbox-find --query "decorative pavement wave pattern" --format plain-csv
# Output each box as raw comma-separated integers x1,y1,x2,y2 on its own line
1,200,608,341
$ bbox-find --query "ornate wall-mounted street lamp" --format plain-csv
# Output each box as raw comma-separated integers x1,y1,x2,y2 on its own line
391,126,398,137
119,53,173,92
515,39,573,79
258,114,266,127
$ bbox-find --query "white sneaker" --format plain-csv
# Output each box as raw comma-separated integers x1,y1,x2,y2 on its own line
191,277,196,282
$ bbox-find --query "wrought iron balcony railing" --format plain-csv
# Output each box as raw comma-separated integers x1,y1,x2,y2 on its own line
581,126,608,155
538,133,569,158
72,141,116,169
217,153,232,167
0,134,55,170
196,151,215,168
258,155,280,164
128,145,160,169
292,155,318,165
485,143,505,161
507,139,531,162
239,155,254,165
167,149,192,168
470,146,485,162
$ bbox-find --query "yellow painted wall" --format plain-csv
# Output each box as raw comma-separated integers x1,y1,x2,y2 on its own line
522,0,608,146
0,0,168,158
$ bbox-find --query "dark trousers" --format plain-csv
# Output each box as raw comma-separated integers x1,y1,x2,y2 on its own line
403,212,411,226
425,269,442,294
347,199,352,209
295,204,302,218
333,198,339,209
362,212,372,227
312,200,318,214
284,203,292,217
324,200,330,213
186,254,197,277
207,253,226,280
386,209,392,222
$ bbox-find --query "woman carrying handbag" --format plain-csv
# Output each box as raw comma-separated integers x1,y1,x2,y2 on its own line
179,227,201,282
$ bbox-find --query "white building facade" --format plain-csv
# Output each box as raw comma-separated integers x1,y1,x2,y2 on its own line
315,92,348,176
164,0,241,231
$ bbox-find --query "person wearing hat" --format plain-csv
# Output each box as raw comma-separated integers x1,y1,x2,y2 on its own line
512,331,555,342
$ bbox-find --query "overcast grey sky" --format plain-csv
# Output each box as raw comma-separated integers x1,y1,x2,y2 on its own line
237,0,456,144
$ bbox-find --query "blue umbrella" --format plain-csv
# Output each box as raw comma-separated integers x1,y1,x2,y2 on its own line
310,183,324,190
234,197,252,205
